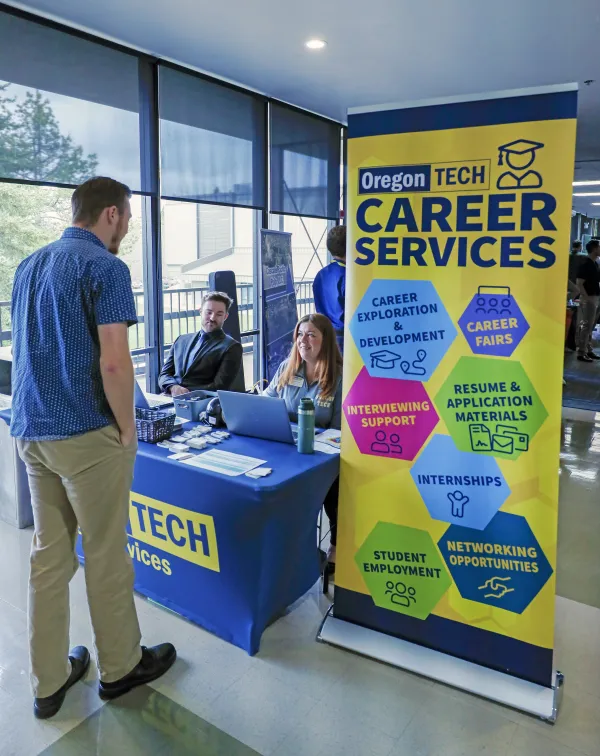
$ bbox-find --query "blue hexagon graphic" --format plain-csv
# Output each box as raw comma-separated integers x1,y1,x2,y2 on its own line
411,435,510,529
458,289,529,357
438,512,553,614
350,279,457,381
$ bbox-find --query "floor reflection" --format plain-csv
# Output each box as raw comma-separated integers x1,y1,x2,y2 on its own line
557,416,600,610
40,685,259,755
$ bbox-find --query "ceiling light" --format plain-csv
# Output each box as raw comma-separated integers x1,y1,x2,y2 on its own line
573,181,600,186
573,192,600,197
305,39,327,50
592,203,600,206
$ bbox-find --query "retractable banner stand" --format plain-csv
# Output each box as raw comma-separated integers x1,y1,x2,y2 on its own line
319,85,577,720
260,230,298,381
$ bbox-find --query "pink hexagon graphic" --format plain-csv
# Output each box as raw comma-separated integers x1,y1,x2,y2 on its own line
343,367,439,460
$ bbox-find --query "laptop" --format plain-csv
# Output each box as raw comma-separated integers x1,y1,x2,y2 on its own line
134,382,173,411
217,391,299,445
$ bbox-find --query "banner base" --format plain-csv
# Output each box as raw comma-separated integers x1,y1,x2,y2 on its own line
317,608,563,723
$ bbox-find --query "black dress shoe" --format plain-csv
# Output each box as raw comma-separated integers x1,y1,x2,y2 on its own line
98,643,176,701
578,354,594,362
587,351,600,360
34,646,91,720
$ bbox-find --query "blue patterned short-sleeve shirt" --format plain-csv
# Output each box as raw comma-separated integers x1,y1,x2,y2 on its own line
10,227,138,441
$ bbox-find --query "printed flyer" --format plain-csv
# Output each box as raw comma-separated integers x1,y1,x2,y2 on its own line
334,85,577,687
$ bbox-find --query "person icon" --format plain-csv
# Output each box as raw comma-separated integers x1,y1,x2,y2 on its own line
371,430,390,454
500,297,512,315
389,433,402,454
385,581,416,608
487,297,499,315
475,296,487,314
447,490,469,518
496,139,544,191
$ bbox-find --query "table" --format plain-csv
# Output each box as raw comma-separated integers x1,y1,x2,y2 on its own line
0,409,339,654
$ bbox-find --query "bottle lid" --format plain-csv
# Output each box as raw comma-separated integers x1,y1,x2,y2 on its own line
300,397,315,409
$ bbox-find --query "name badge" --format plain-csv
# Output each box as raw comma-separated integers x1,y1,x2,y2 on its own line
291,376,304,387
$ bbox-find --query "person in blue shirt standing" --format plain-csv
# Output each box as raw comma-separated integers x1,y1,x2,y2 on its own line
313,225,346,354
11,177,175,719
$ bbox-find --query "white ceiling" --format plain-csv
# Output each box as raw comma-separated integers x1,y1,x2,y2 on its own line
7,0,600,217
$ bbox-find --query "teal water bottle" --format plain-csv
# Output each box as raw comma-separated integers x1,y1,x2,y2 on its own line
297,397,315,454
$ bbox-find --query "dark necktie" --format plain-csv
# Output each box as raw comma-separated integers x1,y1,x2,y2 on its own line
186,332,207,374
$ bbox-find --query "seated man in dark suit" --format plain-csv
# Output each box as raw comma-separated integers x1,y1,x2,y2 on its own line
159,291,243,396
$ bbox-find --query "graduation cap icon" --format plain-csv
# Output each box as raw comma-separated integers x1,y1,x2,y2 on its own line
497,139,544,170
370,350,402,370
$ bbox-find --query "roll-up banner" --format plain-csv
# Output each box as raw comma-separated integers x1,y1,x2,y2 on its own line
260,229,298,382
320,85,577,720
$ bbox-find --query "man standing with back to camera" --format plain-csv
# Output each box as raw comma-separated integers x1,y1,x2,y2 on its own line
10,177,176,719
313,225,347,355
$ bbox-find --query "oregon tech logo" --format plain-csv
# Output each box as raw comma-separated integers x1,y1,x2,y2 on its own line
129,493,220,572
359,165,431,193
358,160,491,195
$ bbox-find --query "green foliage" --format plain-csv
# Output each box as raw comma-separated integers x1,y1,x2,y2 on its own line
0,85,141,341
0,86,98,182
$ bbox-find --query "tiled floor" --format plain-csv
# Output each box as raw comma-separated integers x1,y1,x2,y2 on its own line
0,408,599,755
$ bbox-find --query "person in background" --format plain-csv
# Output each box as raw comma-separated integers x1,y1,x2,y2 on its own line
264,314,343,567
565,242,582,352
568,240,583,285
575,239,600,362
159,291,243,396
10,177,175,720
313,225,346,354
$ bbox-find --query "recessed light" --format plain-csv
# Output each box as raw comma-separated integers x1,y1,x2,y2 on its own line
305,38,327,50
573,181,600,186
573,192,600,197
592,202,600,206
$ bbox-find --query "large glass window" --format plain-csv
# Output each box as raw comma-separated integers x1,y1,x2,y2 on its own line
159,66,265,207
161,201,259,387
0,13,141,188
0,7,343,392
0,181,147,376
270,104,341,220
270,214,330,319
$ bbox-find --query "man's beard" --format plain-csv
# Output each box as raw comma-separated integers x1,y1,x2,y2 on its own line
108,220,125,255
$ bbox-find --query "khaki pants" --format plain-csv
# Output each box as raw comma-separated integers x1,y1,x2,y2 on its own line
576,296,600,356
18,425,142,698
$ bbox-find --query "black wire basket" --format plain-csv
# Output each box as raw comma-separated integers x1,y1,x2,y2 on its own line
135,407,175,444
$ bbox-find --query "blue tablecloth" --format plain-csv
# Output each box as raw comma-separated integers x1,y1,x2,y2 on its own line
0,409,339,654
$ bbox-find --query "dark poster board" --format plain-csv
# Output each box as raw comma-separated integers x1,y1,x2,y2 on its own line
260,230,298,382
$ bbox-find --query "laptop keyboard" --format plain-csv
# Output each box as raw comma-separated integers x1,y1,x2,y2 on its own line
145,394,173,408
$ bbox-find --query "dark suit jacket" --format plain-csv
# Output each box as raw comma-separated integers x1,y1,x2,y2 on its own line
158,330,243,394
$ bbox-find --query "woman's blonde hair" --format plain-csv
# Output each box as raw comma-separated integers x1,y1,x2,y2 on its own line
278,314,342,399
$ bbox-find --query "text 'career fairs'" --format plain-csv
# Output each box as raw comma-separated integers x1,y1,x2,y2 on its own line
336,86,577,687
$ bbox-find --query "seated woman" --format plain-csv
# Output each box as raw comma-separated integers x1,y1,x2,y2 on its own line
264,314,342,567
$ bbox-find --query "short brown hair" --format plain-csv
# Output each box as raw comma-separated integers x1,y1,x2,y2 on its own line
201,291,233,312
278,314,342,399
326,225,346,260
71,177,132,226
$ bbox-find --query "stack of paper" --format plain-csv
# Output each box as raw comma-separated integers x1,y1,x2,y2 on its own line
181,448,266,477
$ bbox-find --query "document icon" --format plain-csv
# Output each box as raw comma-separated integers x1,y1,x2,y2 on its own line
469,424,492,452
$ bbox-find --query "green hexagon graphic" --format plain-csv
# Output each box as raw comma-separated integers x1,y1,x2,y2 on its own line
355,523,452,620
435,357,548,461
